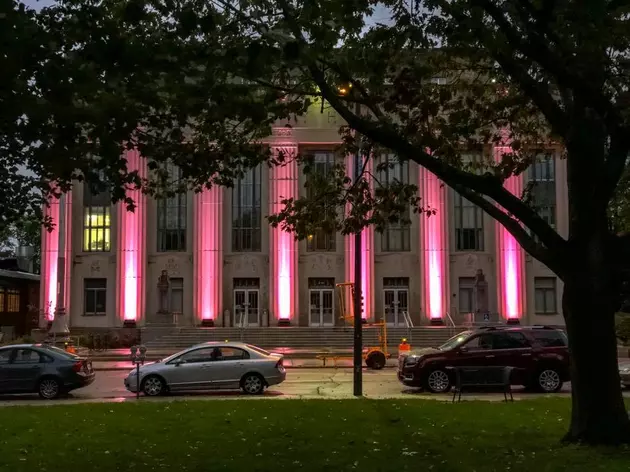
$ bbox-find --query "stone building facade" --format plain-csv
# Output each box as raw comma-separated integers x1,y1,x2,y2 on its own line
39,104,566,329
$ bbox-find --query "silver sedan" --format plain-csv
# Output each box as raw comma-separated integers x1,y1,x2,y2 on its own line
124,342,286,396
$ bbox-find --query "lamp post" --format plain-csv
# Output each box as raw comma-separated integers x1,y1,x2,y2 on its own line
352,99,363,397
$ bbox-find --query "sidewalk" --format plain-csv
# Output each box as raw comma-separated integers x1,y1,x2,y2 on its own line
93,357,399,371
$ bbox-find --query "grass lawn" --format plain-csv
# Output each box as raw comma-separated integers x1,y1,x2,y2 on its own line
0,398,629,471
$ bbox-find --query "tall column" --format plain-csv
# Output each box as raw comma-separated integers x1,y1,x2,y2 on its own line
494,141,526,323
344,155,374,321
116,149,147,327
40,196,60,326
419,167,449,325
269,139,299,325
40,191,73,328
194,186,223,326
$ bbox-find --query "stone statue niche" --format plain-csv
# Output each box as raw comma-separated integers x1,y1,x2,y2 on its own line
157,270,170,313
474,269,489,314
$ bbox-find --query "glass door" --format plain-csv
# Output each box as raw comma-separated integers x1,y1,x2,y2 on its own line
234,289,260,327
309,289,334,326
384,289,409,327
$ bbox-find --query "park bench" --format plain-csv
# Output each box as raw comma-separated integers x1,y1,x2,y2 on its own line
449,366,515,403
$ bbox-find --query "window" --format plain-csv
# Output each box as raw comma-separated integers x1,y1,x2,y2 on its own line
0,349,12,365
219,347,250,360
170,278,184,314
157,163,187,252
492,332,531,349
534,277,557,314
12,349,41,364
379,154,411,252
83,206,111,252
528,154,557,231
306,152,336,252
458,277,475,313
453,193,484,251
83,173,111,252
464,334,494,350
84,278,107,316
465,332,530,350
232,165,261,252
530,329,567,347
0,287,20,313
177,347,220,364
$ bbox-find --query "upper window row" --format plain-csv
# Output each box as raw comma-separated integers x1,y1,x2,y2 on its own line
81,154,558,254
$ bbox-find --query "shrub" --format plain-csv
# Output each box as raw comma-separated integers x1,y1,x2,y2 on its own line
616,315,630,346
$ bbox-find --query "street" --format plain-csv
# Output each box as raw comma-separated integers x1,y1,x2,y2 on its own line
0,367,611,406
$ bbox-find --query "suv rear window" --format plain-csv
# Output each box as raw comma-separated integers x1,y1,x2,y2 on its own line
530,330,568,347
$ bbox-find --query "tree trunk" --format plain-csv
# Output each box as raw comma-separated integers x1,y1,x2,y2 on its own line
562,264,630,445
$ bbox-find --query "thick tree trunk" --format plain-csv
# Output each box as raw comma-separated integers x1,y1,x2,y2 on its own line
562,263,630,444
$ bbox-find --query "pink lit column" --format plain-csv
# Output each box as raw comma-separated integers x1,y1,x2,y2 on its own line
344,155,374,321
270,143,299,325
40,196,60,326
419,167,449,325
116,150,147,327
494,143,525,324
193,186,223,327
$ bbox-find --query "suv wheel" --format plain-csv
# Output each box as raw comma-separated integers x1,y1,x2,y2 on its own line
536,368,563,393
424,369,452,393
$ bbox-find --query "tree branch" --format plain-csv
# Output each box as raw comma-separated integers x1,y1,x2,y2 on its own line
451,184,565,276
476,0,625,140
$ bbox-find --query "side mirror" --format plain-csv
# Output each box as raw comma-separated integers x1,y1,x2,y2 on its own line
459,347,468,354
175,359,186,366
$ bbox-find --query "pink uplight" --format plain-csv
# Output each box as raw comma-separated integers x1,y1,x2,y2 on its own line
41,196,60,322
420,167,448,321
116,149,146,324
270,143,298,322
194,186,223,323
494,142,525,321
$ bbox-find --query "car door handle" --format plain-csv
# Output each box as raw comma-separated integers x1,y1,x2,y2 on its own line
485,355,495,358
521,353,532,357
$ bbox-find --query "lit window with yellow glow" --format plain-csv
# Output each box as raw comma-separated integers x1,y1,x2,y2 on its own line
83,206,111,252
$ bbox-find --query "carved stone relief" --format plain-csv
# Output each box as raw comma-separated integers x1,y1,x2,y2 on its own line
164,258,180,276
89,260,101,275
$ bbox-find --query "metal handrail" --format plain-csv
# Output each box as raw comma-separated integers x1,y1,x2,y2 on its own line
402,311,414,328
445,312,456,327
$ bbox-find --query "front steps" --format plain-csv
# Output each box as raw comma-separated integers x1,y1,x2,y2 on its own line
141,326,466,351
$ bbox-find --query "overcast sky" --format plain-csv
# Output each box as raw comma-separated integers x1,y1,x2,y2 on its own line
24,0,393,22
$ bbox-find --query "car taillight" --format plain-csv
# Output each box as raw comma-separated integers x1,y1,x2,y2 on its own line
275,359,284,369
72,361,83,372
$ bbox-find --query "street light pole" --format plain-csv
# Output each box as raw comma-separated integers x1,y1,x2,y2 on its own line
353,102,363,397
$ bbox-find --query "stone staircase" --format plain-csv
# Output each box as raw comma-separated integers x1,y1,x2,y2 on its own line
141,326,466,351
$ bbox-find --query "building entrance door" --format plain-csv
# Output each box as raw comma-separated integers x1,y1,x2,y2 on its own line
384,288,409,327
309,289,334,327
234,289,260,327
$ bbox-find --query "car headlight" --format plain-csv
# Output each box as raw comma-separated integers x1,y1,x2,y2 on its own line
405,356,422,366
128,369,139,376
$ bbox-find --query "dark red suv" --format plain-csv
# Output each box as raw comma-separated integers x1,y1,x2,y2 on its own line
397,326,570,393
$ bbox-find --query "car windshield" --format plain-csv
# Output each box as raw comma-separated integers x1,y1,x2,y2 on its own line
246,345,271,356
439,331,474,351
39,344,80,359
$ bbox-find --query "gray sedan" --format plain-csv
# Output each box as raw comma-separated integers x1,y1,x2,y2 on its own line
0,344,95,399
124,342,286,396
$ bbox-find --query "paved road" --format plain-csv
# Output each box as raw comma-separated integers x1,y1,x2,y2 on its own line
0,368,609,406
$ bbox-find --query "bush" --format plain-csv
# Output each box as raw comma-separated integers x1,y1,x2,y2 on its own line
616,315,630,346
1,336,36,346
